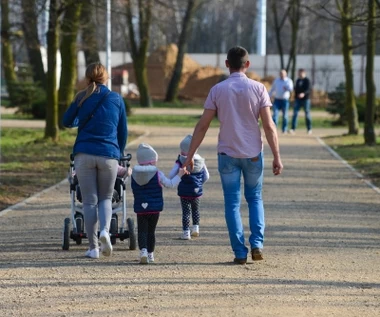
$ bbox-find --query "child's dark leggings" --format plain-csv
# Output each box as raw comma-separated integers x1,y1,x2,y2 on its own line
180,197,200,231
137,213,160,253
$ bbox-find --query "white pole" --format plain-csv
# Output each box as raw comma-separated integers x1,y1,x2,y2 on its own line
256,0,267,56
106,0,112,89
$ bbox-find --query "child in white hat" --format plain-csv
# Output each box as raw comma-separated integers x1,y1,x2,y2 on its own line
131,143,184,264
168,134,209,240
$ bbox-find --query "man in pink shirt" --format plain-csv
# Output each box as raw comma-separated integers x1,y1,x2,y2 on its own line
183,46,283,264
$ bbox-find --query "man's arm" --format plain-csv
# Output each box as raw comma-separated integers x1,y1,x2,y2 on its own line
259,106,283,175
183,109,216,170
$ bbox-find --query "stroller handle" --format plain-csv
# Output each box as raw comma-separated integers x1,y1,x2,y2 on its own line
120,153,132,162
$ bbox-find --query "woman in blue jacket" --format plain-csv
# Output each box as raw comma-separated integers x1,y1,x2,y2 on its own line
63,62,127,259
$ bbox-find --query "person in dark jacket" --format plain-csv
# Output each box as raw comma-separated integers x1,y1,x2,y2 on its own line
168,134,209,240
290,68,312,134
63,62,127,259
131,143,184,264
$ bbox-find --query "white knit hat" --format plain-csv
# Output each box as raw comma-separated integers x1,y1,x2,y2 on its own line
136,143,158,165
180,134,194,155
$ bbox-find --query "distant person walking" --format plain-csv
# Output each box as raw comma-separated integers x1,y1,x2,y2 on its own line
269,69,294,133
183,46,283,265
290,68,312,134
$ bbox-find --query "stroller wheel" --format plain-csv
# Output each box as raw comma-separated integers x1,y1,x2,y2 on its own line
110,215,118,245
127,218,137,250
75,215,84,245
62,218,70,250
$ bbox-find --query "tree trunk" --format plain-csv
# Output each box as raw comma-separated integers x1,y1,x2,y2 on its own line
286,0,300,80
165,0,199,102
125,0,153,107
80,0,100,66
133,56,151,108
364,0,376,145
21,0,47,89
340,0,359,135
58,2,82,129
1,0,18,103
44,0,59,141
272,2,285,69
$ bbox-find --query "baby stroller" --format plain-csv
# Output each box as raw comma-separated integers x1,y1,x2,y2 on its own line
62,153,137,251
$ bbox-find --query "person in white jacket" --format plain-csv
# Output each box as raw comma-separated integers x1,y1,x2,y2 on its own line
268,69,294,133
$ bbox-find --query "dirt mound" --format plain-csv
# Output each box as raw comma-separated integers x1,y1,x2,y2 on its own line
112,44,225,100
179,66,225,99
148,44,200,77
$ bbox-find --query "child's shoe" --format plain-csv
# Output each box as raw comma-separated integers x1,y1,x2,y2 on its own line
139,248,148,264
191,225,199,237
148,252,155,263
180,230,191,240
99,230,113,257
85,248,99,259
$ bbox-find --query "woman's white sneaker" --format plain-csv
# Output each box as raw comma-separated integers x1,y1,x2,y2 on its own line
99,230,112,256
140,248,148,264
85,248,99,259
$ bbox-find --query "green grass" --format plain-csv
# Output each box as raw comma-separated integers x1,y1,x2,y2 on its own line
128,114,220,127
129,100,203,109
324,134,380,187
1,112,34,120
0,128,138,211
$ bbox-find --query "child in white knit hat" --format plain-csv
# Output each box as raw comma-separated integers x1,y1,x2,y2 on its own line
131,143,185,264
168,134,209,240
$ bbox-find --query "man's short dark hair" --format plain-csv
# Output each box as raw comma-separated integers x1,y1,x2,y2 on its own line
227,46,249,69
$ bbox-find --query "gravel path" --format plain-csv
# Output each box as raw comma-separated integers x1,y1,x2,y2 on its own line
0,126,379,316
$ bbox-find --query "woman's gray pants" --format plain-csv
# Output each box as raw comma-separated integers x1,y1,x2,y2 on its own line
75,153,118,250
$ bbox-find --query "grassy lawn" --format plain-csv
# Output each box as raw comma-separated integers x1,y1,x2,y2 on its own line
128,114,220,127
129,100,203,109
0,128,138,211
127,114,334,128
323,134,380,187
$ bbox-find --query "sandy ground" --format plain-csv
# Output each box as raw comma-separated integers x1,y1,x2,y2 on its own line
0,125,380,317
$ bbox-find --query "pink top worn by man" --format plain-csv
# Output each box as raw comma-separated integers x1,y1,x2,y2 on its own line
204,72,272,158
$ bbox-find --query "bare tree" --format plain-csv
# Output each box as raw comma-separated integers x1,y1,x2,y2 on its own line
45,0,60,140
1,0,18,104
58,1,83,129
165,0,201,102
336,0,360,135
21,0,47,89
80,0,100,66
125,0,153,107
364,0,378,145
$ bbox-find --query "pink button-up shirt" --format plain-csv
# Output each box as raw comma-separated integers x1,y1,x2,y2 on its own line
204,72,272,158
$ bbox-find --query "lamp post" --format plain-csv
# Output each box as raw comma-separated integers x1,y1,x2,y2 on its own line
106,0,111,89
256,0,267,56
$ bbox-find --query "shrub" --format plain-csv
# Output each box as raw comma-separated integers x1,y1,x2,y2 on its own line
326,82,346,125
11,81,46,119
326,82,380,124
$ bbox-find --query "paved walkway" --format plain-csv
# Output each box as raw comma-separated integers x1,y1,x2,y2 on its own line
0,126,379,316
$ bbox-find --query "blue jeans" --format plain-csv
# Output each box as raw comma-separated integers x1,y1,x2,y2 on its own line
291,99,312,131
218,152,265,259
272,99,289,132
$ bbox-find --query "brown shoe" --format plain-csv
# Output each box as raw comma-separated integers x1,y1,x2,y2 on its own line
251,248,264,261
233,257,247,265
